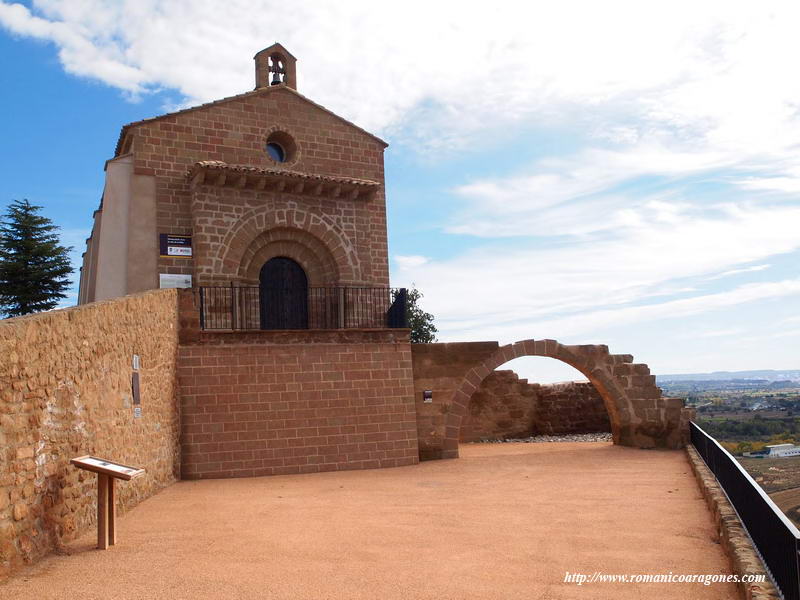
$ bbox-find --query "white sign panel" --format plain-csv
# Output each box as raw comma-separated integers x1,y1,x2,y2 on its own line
168,246,192,257
159,274,192,289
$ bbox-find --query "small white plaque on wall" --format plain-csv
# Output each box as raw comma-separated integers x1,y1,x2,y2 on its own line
159,274,192,289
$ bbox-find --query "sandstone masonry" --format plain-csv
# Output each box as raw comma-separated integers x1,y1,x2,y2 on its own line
178,332,418,479
460,371,611,442
0,290,180,578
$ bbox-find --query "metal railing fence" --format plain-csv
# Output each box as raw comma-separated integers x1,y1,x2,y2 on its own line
691,421,800,599
199,285,408,331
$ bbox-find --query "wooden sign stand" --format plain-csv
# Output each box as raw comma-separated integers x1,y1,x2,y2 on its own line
70,456,145,550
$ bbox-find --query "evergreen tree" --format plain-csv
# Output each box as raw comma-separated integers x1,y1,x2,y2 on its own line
0,199,73,318
407,287,438,343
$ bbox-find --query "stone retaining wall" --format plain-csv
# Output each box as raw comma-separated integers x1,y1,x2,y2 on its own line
0,289,181,578
178,331,419,479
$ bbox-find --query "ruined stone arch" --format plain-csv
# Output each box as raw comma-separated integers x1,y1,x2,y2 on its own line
218,205,361,284
442,339,680,459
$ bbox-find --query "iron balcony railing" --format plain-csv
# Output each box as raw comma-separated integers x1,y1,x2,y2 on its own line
199,285,408,331
690,421,800,600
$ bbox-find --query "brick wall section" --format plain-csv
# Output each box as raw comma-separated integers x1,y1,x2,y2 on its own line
124,85,390,285
0,290,180,579
178,332,418,479
410,342,500,459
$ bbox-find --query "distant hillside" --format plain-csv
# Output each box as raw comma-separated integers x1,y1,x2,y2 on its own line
657,369,800,383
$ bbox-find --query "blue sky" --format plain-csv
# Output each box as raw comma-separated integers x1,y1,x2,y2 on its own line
1,1,799,382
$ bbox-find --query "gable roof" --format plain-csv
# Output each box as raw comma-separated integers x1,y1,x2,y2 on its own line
113,84,388,156
254,42,296,61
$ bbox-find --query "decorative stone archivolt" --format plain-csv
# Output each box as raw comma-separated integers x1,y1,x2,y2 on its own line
237,227,339,286
218,206,361,284
444,339,690,457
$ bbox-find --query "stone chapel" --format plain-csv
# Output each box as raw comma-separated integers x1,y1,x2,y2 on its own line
77,42,397,332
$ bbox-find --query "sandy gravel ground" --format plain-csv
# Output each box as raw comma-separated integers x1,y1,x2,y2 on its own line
1,443,738,599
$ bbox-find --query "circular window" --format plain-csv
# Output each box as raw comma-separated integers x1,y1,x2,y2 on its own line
265,131,297,165
266,142,285,162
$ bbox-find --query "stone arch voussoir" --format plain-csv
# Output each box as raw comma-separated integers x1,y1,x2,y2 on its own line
218,206,361,284
444,338,679,458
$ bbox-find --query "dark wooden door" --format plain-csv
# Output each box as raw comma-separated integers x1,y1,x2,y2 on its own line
259,257,308,329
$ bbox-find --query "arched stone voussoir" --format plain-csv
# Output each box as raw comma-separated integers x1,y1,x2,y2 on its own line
219,206,361,283
444,338,686,458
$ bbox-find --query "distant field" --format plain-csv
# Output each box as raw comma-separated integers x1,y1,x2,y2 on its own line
738,457,800,493
738,457,800,528
769,488,800,528
699,410,790,422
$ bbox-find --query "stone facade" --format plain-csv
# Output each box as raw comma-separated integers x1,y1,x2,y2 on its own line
178,331,419,479
0,290,180,578
79,45,390,303
460,372,611,442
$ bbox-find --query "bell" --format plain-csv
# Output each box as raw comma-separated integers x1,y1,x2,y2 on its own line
270,71,282,85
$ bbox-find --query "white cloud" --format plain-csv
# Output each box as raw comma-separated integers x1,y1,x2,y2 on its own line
434,277,800,346
2,0,800,163
398,201,800,325
706,264,771,281
4,0,800,380
394,255,429,270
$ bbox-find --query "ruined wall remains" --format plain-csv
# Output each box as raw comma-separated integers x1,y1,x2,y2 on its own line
460,370,537,441
535,381,611,436
460,372,611,442
0,290,180,578
412,340,693,458
178,329,419,479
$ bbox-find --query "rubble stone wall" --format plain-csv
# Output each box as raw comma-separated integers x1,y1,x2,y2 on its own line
0,290,180,578
460,372,611,442
534,381,611,436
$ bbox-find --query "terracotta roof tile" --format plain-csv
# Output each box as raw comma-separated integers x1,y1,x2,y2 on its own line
189,161,380,188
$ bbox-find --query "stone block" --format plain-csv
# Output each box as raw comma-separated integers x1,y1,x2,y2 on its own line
12,503,27,522
14,447,34,460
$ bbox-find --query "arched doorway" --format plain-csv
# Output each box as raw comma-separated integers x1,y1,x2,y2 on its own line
259,257,308,329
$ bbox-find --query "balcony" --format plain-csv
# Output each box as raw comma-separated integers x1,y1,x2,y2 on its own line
198,285,408,331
